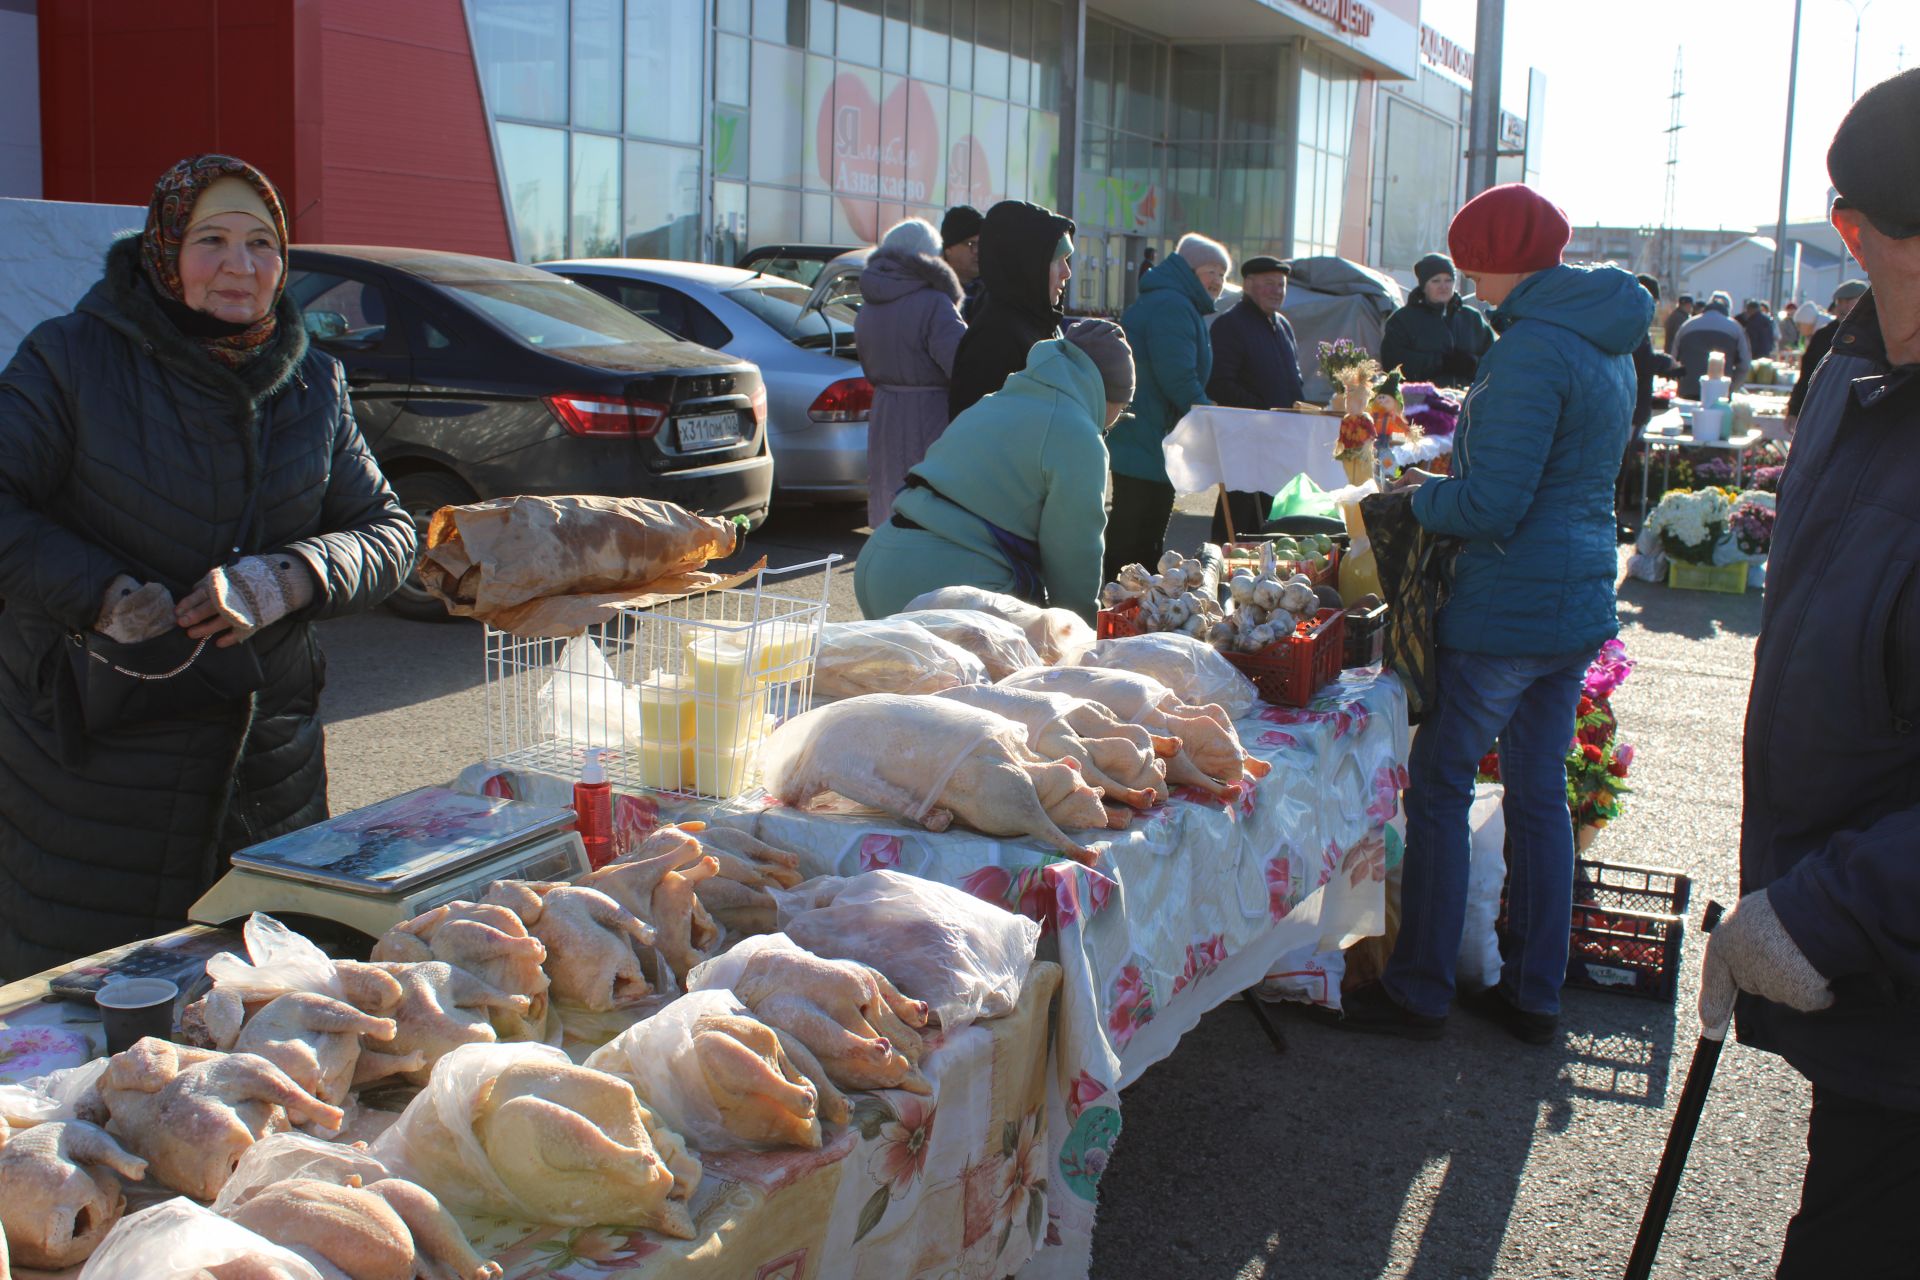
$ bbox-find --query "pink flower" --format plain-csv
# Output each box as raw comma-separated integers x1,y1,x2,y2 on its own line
1084,867,1117,916
1065,1070,1107,1121
1615,742,1636,770
869,1093,936,1197
1265,855,1294,920
1317,842,1340,888
858,833,903,871
1258,729,1300,750
962,865,1014,906
1043,863,1081,931
1366,764,1403,825
1107,964,1155,1048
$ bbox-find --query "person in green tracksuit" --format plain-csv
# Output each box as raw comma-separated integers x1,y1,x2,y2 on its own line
855,320,1136,626
1108,234,1226,581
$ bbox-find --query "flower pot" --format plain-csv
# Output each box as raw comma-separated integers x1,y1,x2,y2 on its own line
1574,823,1601,853
1668,560,1748,594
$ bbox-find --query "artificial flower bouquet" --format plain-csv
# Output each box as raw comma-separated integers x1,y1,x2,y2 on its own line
1645,487,1732,565
1475,639,1635,840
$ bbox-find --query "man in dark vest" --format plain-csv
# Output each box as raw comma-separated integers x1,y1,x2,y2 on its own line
1205,255,1304,541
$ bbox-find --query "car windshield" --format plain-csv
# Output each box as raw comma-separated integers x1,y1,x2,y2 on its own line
741,255,828,286
441,279,681,352
723,281,858,350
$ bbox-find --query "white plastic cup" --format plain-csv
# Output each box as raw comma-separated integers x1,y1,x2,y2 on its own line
96,978,179,1054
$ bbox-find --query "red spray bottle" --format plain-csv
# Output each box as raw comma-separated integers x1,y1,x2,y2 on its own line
575,747,614,869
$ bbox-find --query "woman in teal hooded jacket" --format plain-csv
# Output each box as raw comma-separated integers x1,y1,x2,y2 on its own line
855,323,1134,625
1344,184,1656,1043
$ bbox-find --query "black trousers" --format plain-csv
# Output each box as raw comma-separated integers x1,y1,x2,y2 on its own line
1209,490,1270,545
1777,1084,1920,1278
1104,474,1177,582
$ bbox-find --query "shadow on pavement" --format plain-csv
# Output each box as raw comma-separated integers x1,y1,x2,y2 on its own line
317,609,484,721
1616,576,1763,642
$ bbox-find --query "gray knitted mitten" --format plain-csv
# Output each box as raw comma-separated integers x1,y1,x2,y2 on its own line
1699,889,1833,1033
205,554,317,641
94,574,178,644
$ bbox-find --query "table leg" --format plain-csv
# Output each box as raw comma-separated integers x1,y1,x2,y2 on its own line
1240,987,1290,1055
1641,445,1651,513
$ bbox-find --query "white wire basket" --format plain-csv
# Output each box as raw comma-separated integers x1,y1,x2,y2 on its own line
483,557,838,801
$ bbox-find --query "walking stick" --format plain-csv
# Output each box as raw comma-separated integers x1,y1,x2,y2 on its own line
1624,900,1727,1280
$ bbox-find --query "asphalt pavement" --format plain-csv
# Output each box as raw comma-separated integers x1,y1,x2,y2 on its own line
316,497,1806,1280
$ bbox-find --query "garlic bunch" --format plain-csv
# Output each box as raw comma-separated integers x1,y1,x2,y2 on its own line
1103,554,1226,639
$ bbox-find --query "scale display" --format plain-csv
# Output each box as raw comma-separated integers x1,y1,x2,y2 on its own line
230,786,575,896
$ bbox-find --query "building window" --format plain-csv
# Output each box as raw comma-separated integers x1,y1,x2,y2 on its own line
628,0,705,143
497,122,568,262
624,140,704,258
571,133,622,256
473,0,568,124
572,0,623,131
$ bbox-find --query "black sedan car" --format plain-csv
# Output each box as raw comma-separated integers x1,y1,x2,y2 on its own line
286,246,773,619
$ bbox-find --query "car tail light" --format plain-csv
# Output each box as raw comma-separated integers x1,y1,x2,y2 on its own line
545,392,669,438
808,377,873,423
749,381,768,427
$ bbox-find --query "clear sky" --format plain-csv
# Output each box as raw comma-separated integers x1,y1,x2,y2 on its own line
1420,0,1914,233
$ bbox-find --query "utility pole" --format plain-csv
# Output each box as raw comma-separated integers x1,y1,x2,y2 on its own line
1660,50,1684,291
1770,0,1805,312
1466,0,1506,197
1841,0,1875,101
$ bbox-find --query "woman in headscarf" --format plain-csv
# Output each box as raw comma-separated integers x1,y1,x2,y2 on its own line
856,217,967,529
0,154,415,979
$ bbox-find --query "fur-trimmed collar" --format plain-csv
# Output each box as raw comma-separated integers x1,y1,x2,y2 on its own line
861,246,964,306
78,235,311,416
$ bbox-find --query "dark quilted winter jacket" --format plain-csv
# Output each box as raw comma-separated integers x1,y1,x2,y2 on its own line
0,237,415,979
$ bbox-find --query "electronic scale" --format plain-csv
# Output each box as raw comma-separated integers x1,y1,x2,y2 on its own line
189,786,589,939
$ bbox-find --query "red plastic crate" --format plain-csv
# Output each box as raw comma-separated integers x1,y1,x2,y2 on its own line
1224,608,1346,706
1096,601,1143,639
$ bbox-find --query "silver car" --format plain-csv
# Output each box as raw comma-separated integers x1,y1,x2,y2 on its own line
542,257,870,502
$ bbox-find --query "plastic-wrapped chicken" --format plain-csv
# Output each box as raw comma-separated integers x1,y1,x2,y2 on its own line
813,619,988,699
1079,633,1258,718
885,608,1043,680
902,586,1096,665
78,1199,324,1280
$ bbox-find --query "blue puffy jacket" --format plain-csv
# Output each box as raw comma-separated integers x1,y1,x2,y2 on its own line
1111,254,1214,484
1411,263,1652,656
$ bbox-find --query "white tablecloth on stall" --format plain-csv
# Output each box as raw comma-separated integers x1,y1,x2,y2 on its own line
1162,406,1348,495
457,668,1408,1279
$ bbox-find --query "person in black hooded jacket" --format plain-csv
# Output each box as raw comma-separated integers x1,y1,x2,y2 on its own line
1379,252,1496,388
947,200,1076,419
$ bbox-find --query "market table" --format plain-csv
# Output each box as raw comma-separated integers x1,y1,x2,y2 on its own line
1638,411,1766,510
457,665,1408,1279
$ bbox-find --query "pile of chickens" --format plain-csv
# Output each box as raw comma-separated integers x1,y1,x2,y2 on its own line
762,587,1272,863
0,827,1035,1278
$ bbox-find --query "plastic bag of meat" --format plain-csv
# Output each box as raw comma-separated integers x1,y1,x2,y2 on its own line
774,870,1040,1029
814,619,988,699
584,989,826,1152
1081,633,1258,719
760,694,1110,861
885,609,1042,680
79,1198,324,1280
903,586,1096,665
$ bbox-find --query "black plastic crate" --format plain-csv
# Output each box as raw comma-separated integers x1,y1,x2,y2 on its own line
1574,858,1692,919
1566,903,1684,1002
1343,601,1388,668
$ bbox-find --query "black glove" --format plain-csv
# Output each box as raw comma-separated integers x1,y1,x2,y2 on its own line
1440,349,1480,384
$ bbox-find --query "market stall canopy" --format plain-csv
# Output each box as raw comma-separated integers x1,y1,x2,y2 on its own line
1281,257,1407,403
0,198,144,359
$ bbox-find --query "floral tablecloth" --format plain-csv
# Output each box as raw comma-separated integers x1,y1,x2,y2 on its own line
457,666,1410,1279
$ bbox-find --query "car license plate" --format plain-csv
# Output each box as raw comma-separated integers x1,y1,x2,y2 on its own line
677,411,742,451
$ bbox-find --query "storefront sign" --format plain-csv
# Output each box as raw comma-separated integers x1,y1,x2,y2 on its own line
1419,25,1473,85
812,73,992,241
1289,0,1374,37
1499,110,1527,152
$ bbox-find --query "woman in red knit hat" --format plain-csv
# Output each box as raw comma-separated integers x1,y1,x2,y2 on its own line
1340,183,1655,1045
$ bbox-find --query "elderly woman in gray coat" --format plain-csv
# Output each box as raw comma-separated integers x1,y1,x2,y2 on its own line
856,217,967,528
0,155,414,979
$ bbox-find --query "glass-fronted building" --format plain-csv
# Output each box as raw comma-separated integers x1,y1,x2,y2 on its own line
465,0,1429,310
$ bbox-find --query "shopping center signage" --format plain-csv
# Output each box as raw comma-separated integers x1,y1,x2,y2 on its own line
1289,0,1373,37
1278,0,1420,81
1419,25,1473,85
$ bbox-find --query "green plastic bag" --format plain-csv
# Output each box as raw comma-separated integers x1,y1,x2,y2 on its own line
1266,473,1345,534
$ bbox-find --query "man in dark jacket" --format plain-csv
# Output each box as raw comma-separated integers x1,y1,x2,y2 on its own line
1663,293,1694,353
1205,255,1303,541
1699,69,1920,1275
1741,297,1777,361
1673,291,1752,396
947,200,1075,419
1379,252,1496,388
1783,277,1868,428
941,204,985,322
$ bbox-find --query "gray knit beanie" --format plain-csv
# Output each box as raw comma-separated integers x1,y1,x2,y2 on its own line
1063,318,1136,403
1175,232,1231,274
880,217,942,258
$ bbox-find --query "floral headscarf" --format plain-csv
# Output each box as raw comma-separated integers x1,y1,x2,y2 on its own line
140,154,290,368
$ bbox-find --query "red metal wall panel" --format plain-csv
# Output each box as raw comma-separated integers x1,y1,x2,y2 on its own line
39,0,509,259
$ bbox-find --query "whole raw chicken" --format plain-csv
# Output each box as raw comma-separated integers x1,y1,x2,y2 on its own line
682,824,803,937
582,829,722,979
0,1118,146,1268
763,694,1110,863
392,1054,701,1236
371,901,550,1039
226,1177,501,1280
480,880,659,1011
1080,633,1258,718
937,685,1168,811
1001,666,1270,796
813,619,988,699
363,961,528,1086
185,949,406,1054
687,1013,823,1148
98,1039,343,1201
886,609,1042,679
213,992,402,1120
725,944,931,1094
902,586,1096,665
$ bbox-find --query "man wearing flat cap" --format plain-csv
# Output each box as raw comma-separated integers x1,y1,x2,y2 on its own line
1379,252,1496,389
1700,66,1920,1275
1204,256,1304,540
